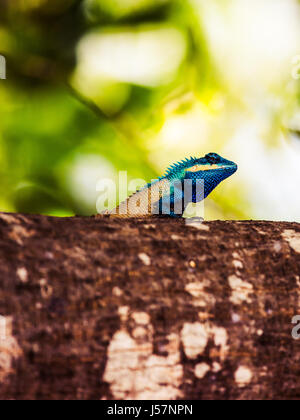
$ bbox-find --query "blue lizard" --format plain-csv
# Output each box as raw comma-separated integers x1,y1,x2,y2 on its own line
109,153,237,218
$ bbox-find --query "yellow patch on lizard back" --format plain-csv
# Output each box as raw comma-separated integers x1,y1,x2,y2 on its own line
186,164,230,172
186,164,218,172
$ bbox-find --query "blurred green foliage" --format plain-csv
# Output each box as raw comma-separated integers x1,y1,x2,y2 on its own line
0,0,299,220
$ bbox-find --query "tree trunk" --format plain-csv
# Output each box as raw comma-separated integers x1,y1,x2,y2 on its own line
0,212,299,400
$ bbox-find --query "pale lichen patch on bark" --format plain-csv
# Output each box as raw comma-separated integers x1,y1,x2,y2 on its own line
232,252,244,271
185,281,215,308
282,230,300,253
8,225,35,246
194,363,210,379
181,322,229,362
228,275,253,305
232,313,241,323
273,242,282,253
132,327,149,339
294,276,300,309
17,267,28,284
0,214,20,225
212,327,228,361
212,362,221,373
235,366,253,388
131,312,150,325
112,287,123,297
185,282,204,297
138,253,151,266
118,306,130,322
181,322,209,359
103,315,183,400
233,260,243,270
0,316,23,383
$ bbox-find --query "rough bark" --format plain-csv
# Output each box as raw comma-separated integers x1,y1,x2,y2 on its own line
0,212,299,400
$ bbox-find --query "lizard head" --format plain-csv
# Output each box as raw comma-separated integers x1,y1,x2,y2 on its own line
185,153,237,175
184,152,238,198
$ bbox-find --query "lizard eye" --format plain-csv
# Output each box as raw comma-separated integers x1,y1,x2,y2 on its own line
205,153,220,165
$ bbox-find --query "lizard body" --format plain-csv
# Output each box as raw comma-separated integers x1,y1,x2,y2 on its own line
107,153,237,218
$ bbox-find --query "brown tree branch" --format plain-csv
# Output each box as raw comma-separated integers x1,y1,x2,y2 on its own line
0,212,299,400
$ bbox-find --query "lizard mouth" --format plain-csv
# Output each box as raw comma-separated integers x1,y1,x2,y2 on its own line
186,164,234,173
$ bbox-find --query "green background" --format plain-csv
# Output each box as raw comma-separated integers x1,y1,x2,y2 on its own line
0,0,300,220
